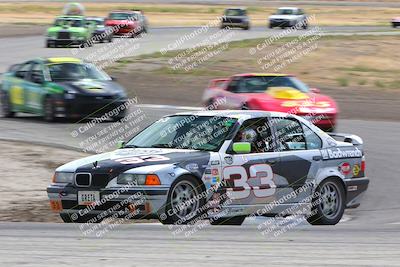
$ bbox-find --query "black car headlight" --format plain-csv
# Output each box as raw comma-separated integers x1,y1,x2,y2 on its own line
52,172,74,183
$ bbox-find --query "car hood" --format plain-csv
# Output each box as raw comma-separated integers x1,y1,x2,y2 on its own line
245,87,337,113
54,79,125,97
269,15,300,20
57,148,212,178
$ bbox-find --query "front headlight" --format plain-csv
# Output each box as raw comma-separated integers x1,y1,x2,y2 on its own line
52,172,74,183
117,174,160,186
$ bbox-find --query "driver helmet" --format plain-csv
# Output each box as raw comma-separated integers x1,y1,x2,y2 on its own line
239,128,257,143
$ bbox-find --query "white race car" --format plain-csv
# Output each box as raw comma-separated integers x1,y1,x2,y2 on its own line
47,111,369,225
269,7,308,29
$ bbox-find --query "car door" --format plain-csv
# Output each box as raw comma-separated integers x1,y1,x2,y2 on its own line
223,77,246,109
220,117,281,205
8,62,32,111
272,117,323,203
24,62,45,113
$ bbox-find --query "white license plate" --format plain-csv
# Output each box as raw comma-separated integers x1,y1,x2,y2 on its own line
78,191,100,205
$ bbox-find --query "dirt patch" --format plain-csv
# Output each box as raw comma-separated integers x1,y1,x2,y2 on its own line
0,140,88,222
110,35,400,122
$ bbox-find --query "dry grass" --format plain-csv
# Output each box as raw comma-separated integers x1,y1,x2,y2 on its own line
115,35,400,91
0,2,399,26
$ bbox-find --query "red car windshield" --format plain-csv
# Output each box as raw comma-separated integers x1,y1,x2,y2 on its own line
109,13,137,21
234,76,310,93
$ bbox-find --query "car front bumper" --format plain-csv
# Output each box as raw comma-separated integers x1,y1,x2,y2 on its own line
47,38,86,46
269,20,295,28
52,97,127,119
47,184,169,221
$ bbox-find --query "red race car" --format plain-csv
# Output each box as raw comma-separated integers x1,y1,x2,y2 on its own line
202,73,338,131
105,10,148,37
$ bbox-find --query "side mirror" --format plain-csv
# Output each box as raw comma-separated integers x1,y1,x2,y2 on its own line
311,88,321,94
232,142,251,154
117,140,125,149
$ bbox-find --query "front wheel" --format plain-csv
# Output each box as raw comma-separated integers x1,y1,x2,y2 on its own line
210,216,246,226
307,178,345,225
160,175,205,225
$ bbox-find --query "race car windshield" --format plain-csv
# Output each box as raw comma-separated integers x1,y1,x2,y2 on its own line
55,18,83,27
236,76,310,93
109,13,137,20
47,63,111,82
276,9,295,15
225,9,246,16
88,19,104,25
125,115,238,151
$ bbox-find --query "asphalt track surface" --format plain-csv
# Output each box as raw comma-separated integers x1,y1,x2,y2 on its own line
0,25,399,72
0,25,400,266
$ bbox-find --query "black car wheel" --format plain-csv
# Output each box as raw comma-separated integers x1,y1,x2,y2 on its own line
307,178,345,225
0,91,15,118
160,175,205,225
44,97,55,122
210,216,246,226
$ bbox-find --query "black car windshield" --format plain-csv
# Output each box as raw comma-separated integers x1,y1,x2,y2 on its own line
109,13,137,20
87,19,104,25
276,9,295,15
235,76,310,93
125,115,238,151
55,18,83,27
225,9,246,16
47,63,111,82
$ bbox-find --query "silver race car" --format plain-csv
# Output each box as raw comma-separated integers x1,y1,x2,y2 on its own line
47,111,369,225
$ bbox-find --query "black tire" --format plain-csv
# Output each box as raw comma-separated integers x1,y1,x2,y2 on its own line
243,24,250,30
281,26,286,29
210,216,246,226
269,24,273,29
303,23,308,29
307,178,345,225
159,175,205,225
0,91,15,118
108,36,113,42
46,41,51,48
43,97,55,122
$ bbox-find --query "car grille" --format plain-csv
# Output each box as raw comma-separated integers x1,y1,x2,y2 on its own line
91,173,111,188
75,173,91,187
58,31,71,39
223,18,242,23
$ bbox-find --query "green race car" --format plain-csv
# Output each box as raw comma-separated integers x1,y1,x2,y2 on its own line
46,15,95,48
0,57,128,122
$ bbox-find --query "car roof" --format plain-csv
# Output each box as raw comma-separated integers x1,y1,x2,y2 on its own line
110,10,135,14
44,57,82,64
86,16,104,20
278,7,299,10
225,7,247,10
233,73,290,77
56,15,84,19
174,110,295,119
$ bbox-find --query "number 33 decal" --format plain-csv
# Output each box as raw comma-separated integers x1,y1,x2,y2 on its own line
223,164,276,200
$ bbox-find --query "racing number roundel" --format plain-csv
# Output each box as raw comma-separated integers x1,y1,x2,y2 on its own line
223,164,276,200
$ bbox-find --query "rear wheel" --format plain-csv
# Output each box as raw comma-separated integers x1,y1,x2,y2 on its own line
160,175,205,225
0,91,15,118
210,216,246,226
307,178,345,225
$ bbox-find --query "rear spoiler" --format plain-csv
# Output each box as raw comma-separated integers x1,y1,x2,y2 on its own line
208,78,229,88
328,133,363,148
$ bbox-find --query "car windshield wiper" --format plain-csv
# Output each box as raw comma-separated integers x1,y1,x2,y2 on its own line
150,144,175,148
123,144,142,148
